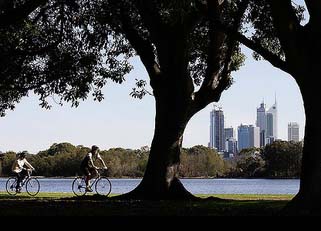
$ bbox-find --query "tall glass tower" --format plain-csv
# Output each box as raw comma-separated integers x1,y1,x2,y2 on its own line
238,124,250,151
256,102,266,147
210,107,225,151
266,99,278,140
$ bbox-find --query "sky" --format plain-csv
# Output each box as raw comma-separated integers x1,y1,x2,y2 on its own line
0,1,307,154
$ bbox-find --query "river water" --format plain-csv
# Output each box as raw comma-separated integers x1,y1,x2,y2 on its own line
0,178,299,195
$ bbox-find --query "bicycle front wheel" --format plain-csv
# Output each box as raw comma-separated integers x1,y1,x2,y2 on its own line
95,177,112,196
72,177,87,196
26,178,40,196
6,177,18,196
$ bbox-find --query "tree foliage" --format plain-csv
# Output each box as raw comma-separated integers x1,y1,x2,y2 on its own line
232,147,265,178
0,0,246,116
0,0,134,116
180,145,226,177
263,141,302,178
0,142,303,178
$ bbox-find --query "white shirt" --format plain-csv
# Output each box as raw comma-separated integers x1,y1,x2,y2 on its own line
12,158,34,173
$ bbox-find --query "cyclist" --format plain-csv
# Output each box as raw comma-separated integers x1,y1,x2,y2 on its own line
80,145,107,192
11,151,35,193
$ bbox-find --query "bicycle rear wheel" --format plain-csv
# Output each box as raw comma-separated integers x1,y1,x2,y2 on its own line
72,177,87,196
6,177,18,196
95,177,112,196
26,178,40,196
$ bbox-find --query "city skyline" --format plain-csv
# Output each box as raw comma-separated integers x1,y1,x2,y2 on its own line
210,98,300,144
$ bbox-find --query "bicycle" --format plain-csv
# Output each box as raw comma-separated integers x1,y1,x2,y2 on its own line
72,168,112,197
6,170,40,197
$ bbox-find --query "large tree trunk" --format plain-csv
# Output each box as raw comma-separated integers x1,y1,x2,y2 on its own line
286,71,321,214
116,89,196,200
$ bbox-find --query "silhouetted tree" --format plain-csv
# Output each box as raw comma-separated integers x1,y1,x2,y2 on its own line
0,0,247,199
222,0,320,211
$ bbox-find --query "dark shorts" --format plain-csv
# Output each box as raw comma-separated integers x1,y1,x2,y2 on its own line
16,169,29,178
80,166,96,176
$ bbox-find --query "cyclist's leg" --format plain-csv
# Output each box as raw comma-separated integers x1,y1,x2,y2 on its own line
16,172,23,192
86,168,98,192
18,169,29,192
83,167,93,191
91,168,98,178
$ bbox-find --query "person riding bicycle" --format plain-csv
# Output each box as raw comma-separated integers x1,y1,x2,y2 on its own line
11,151,35,193
80,145,107,192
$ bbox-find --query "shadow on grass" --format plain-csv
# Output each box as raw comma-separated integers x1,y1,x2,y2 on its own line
0,193,294,216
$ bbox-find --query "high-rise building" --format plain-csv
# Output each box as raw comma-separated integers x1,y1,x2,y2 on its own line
288,122,300,142
238,124,250,151
256,102,266,147
266,100,278,140
210,107,225,151
256,98,278,147
249,125,260,148
238,124,260,151
225,138,238,156
224,127,234,140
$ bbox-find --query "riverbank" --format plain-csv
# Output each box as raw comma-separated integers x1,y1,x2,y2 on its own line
0,192,293,216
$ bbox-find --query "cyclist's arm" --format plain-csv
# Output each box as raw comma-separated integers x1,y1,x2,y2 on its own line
24,160,35,170
97,155,107,169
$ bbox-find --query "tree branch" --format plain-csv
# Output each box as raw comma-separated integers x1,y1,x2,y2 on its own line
192,0,226,110
118,7,161,80
268,0,302,68
134,0,166,44
221,25,289,73
220,0,250,86
192,0,251,113
305,0,321,26
183,0,208,32
0,0,48,28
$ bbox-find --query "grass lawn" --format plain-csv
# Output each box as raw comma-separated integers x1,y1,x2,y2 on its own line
0,192,294,216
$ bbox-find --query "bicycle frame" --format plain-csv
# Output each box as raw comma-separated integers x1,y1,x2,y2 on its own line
19,175,31,188
85,169,103,188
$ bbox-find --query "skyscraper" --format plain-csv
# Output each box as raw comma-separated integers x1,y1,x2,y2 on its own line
249,125,260,148
238,124,260,151
256,102,266,147
210,107,225,151
238,124,250,151
224,127,234,140
266,100,278,140
288,122,300,142
256,97,278,146
225,137,238,157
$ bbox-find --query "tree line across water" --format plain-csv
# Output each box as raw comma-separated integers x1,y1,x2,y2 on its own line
0,141,302,178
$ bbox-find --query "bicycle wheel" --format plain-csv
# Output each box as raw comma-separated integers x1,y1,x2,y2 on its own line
72,177,87,196
6,177,18,196
95,177,112,196
26,178,40,196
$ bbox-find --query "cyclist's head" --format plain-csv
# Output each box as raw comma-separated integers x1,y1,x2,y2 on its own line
18,151,28,159
91,145,99,153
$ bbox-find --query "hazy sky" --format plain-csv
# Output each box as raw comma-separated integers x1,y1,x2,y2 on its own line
0,1,307,153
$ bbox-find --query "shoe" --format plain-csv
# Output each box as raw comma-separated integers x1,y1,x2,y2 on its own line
16,188,22,193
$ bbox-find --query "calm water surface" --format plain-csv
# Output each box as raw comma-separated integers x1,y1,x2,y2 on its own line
0,178,299,195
